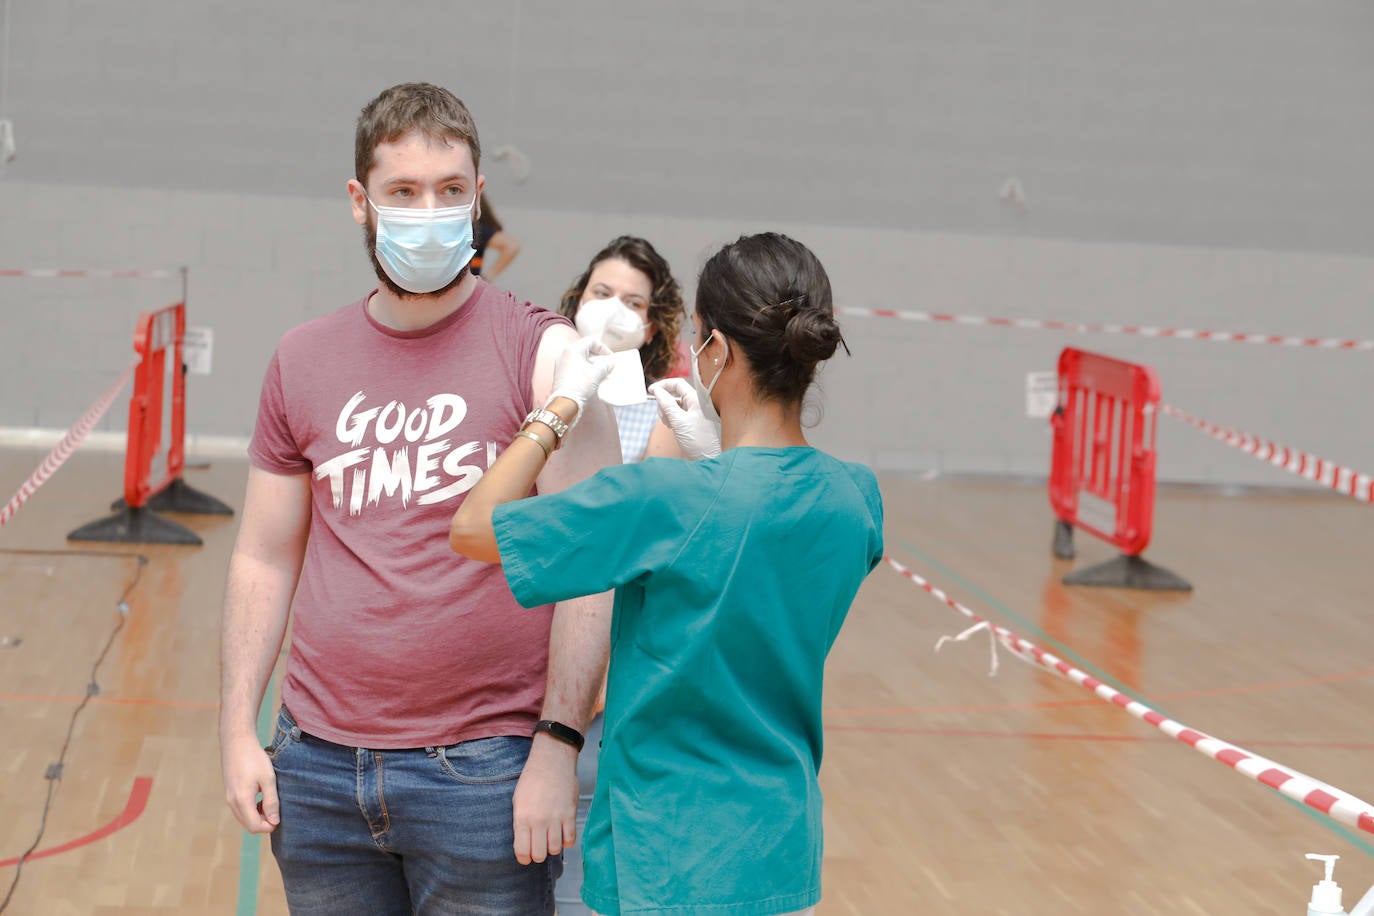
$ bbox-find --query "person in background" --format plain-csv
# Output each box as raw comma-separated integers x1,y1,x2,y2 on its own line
549,235,688,911
450,231,885,916
558,235,687,464
472,192,521,280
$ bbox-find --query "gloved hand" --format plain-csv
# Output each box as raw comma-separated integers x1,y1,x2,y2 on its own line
649,377,722,460
550,337,616,427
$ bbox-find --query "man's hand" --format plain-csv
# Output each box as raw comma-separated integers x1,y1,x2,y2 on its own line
219,467,307,836
222,730,280,834
511,734,580,865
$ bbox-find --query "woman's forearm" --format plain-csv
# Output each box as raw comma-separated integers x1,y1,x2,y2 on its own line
485,232,520,279
449,397,579,562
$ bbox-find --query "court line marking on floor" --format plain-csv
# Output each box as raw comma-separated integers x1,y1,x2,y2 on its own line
889,538,1374,857
0,777,153,868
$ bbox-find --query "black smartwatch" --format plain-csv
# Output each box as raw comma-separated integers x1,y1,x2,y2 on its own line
532,719,585,752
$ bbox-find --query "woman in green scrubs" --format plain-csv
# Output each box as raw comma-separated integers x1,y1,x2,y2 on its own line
451,232,884,916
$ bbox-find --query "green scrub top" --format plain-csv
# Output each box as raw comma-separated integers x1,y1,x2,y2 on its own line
493,447,884,916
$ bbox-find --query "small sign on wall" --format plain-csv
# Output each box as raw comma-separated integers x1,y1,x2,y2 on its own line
1025,371,1058,419
184,326,214,375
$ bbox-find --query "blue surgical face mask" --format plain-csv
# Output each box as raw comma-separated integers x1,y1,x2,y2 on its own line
368,193,476,294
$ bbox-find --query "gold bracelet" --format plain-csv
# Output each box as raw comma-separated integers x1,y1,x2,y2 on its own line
514,429,552,459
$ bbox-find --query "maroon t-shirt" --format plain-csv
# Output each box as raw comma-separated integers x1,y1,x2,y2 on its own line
249,281,568,748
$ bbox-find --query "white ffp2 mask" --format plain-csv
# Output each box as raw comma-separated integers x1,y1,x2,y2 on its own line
690,331,727,426
575,297,648,352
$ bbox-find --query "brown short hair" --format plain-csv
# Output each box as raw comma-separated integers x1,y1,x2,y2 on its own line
355,83,481,187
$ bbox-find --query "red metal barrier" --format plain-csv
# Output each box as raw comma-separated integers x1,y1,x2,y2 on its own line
123,303,186,509
1050,348,1159,554
67,301,233,545
1049,348,1188,589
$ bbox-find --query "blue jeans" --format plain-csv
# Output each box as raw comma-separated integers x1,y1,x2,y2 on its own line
266,705,559,915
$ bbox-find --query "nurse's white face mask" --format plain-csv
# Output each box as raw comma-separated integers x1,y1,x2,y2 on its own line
690,330,728,425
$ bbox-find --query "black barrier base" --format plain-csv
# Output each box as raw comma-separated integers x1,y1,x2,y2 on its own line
110,477,234,516
1052,519,1075,559
1063,554,1192,591
68,506,202,546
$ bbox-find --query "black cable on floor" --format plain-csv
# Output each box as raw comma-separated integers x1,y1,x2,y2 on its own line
0,549,149,914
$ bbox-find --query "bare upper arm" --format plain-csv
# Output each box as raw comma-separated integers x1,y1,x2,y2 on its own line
643,419,684,460
233,466,313,571
532,324,622,495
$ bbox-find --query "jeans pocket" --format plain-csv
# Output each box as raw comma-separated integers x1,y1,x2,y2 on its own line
436,735,532,784
263,705,300,761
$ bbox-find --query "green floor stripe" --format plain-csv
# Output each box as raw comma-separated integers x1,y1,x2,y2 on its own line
233,675,278,916
892,538,1374,858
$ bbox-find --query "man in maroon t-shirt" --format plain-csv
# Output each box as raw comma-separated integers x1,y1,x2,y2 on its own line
219,83,620,915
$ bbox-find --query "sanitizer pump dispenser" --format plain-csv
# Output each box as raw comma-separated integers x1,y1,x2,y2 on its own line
1307,854,1346,915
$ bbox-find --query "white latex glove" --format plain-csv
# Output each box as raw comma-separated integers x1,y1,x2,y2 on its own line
550,337,616,426
648,377,721,460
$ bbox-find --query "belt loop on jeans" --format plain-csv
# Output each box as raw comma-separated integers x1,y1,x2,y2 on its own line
280,705,302,742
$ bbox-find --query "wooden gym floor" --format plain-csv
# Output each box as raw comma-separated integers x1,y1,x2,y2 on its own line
1,446,1370,915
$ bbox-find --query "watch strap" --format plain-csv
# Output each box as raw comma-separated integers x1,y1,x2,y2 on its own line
523,407,570,445
532,719,585,752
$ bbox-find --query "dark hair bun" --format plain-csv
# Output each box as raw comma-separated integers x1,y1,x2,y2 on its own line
695,233,846,404
783,307,842,364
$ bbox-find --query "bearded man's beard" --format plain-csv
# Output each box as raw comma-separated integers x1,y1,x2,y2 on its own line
362,222,469,300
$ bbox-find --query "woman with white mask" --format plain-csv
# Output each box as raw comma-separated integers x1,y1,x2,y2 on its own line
558,236,688,465
451,232,884,916
552,236,687,914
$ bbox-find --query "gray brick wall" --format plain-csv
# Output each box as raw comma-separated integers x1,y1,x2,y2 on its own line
1,2,1371,488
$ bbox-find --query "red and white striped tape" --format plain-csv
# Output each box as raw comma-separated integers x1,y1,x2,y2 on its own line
0,363,137,528
1162,405,1374,504
834,307,1374,352
882,555,1374,838
0,268,183,279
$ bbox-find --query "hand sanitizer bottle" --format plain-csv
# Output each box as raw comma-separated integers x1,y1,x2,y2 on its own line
1307,854,1346,915
1349,881,1374,916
